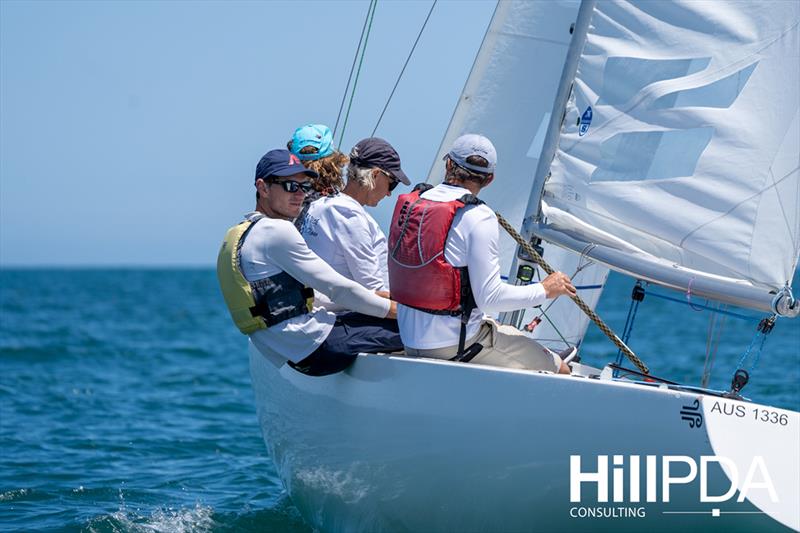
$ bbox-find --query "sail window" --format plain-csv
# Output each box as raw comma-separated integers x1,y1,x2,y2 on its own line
526,112,551,160
598,57,709,106
591,127,714,182
653,62,757,109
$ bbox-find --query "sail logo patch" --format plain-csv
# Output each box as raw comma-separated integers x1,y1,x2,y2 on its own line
578,106,592,136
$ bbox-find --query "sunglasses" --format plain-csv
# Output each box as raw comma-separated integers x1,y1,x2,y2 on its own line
271,179,314,194
377,168,401,191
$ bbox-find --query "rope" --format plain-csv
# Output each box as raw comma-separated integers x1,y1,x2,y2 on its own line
495,212,650,374
337,0,378,148
735,316,775,376
371,0,437,136
333,0,375,141
736,332,766,374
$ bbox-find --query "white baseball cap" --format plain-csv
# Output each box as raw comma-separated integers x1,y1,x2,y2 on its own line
444,133,497,174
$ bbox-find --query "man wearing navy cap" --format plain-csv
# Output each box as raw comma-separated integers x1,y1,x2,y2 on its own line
216,149,403,376
387,134,576,373
301,137,410,300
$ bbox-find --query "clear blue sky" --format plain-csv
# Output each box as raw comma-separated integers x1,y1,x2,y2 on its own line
0,0,497,266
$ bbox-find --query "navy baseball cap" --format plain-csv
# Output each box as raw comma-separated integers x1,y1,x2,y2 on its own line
255,149,318,182
349,138,410,185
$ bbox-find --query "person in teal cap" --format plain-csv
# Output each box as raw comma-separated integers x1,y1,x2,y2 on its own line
287,124,349,230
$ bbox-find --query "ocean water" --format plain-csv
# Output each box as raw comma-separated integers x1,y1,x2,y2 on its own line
1,268,798,532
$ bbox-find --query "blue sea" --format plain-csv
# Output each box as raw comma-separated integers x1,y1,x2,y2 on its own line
1,269,798,532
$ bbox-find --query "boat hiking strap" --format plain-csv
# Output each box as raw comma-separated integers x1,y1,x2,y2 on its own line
495,211,650,374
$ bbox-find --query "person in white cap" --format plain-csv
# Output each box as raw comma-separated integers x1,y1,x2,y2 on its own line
387,134,575,373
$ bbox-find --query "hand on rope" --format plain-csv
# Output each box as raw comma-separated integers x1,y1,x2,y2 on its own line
495,212,650,374
541,271,577,298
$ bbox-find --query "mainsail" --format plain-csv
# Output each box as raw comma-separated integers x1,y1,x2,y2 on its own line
427,0,609,348
531,0,800,315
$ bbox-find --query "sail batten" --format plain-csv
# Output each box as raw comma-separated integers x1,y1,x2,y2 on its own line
536,0,800,313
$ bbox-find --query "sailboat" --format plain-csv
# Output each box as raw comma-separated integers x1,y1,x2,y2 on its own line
248,1,800,531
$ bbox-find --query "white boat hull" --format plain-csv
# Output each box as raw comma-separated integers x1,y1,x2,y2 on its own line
249,343,799,532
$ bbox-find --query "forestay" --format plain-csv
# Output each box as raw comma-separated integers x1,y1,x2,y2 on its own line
428,0,609,349
533,0,800,314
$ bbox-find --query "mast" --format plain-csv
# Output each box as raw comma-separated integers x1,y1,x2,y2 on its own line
525,0,596,225
424,0,610,345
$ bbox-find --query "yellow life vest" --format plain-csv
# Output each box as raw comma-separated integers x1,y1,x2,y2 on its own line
216,214,314,334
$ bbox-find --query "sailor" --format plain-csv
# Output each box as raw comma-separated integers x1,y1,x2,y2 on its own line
217,149,403,376
301,138,410,299
287,124,348,231
388,134,575,373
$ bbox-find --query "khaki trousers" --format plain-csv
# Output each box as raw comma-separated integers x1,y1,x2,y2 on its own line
404,318,561,372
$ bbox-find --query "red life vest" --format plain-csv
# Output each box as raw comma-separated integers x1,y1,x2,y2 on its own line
388,184,482,314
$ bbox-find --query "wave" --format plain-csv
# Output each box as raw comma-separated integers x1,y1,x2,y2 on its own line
85,503,216,533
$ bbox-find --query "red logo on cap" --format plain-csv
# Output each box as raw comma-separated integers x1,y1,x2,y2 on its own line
288,154,301,165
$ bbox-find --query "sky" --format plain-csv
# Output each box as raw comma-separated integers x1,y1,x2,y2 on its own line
0,0,497,266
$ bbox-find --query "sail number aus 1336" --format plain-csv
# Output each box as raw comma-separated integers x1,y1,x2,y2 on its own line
711,401,789,426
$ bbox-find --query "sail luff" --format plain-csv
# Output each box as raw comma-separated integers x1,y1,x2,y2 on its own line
525,0,597,224
423,0,611,346
425,0,503,186
496,0,612,348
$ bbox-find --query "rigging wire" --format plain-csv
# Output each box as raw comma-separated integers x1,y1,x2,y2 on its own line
371,0,438,137
538,310,571,346
334,0,378,147
642,289,753,320
529,254,599,348
333,0,374,141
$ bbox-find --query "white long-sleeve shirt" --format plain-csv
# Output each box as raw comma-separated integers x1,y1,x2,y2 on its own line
397,184,548,349
301,194,389,292
239,212,391,365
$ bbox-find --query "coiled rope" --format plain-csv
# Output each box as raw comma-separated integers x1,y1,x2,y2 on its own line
495,212,650,374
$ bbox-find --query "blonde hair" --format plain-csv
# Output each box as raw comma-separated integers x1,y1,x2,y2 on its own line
287,142,348,194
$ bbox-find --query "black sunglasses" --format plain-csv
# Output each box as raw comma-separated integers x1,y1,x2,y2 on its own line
271,179,314,194
377,168,401,191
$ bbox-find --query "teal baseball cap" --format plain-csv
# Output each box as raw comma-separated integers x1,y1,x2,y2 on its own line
290,124,334,161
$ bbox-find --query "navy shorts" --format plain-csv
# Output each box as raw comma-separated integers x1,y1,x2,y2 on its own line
288,312,403,376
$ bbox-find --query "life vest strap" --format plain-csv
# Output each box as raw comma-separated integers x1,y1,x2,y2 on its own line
217,215,314,334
